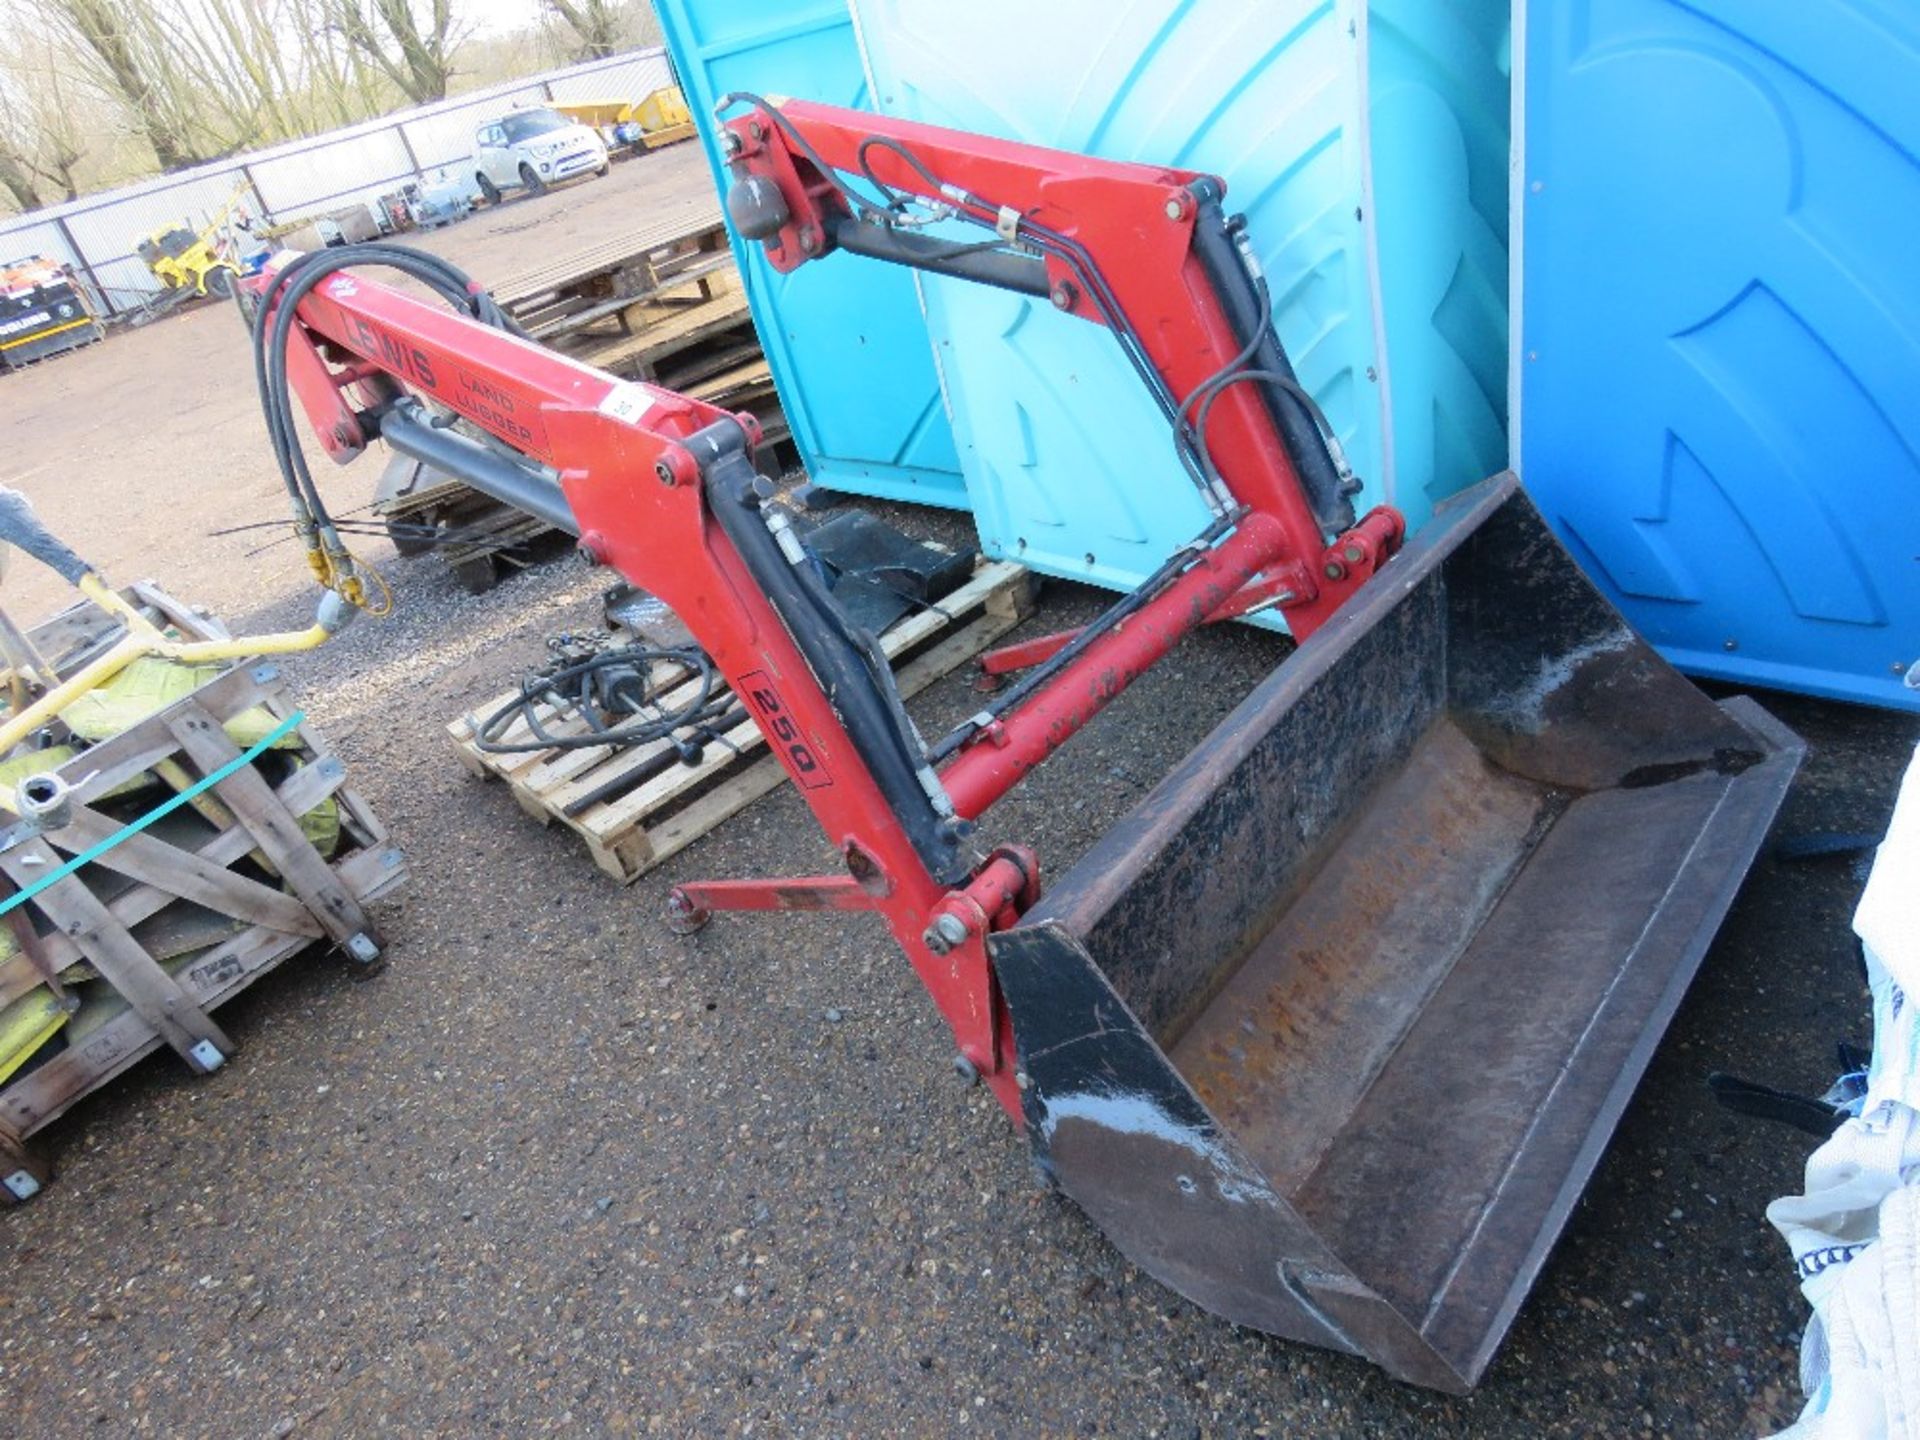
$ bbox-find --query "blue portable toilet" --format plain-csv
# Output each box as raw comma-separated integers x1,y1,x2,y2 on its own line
1516,1,1920,711
849,0,1513,601
663,0,1511,581
654,0,969,507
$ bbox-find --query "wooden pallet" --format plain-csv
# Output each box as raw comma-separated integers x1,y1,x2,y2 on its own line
0,594,406,1201
0,580,226,684
447,560,1036,882
566,281,754,379
374,452,562,593
562,279,789,464
493,207,729,341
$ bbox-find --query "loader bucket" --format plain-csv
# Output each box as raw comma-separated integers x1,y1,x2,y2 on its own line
988,472,1802,1392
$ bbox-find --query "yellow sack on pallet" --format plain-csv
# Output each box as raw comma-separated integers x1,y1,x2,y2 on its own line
0,744,78,790
0,987,68,1083
286,756,341,856
57,657,300,749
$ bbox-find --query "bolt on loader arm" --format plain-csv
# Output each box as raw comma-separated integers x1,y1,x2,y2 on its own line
249,100,1802,1390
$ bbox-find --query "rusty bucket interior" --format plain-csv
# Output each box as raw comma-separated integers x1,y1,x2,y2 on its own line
988,472,1802,1392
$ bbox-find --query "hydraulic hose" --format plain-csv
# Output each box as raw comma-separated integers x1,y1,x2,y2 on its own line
691,419,970,885
249,243,526,606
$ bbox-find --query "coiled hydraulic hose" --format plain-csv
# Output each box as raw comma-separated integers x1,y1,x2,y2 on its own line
248,243,527,611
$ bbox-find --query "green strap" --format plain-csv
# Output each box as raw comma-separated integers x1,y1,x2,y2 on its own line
0,710,305,920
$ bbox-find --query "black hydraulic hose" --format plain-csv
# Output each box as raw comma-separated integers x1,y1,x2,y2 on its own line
1174,269,1270,432
722,110,1196,487
811,131,1181,425
855,137,913,213
474,647,731,755
1184,188,1352,535
251,243,525,540
838,133,1364,530
692,419,970,885
1189,369,1341,478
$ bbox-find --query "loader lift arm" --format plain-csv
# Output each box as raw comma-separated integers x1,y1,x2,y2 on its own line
258,97,1403,1125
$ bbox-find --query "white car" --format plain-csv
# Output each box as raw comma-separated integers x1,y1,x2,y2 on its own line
471,107,609,204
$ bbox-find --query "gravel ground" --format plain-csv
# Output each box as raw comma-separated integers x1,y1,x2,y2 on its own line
1,147,1917,1438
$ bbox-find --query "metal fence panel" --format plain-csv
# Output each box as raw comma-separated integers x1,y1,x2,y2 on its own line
548,54,672,105
251,127,415,215
0,218,73,269
0,46,672,314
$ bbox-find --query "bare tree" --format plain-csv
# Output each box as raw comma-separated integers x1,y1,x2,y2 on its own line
543,0,622,61
174,0,300,142
38,0,210,169
285,0,396,128
0,143,46,212
328,0,462,104
28,57,88,201
0,34,91,210
190,0,402,138
0,0,629,213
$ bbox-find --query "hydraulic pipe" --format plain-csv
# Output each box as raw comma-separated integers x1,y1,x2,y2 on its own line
938,513,1290,820
1184,183,1352,535
378,403,579,535
825,217,1051,298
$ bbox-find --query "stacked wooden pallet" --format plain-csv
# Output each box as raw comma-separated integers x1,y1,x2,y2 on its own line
0,585,406,1202
378,206,789,591
374,452,556,594
520,205,782,452
493,205,733,341
561,277,786,456
447,559,1034,883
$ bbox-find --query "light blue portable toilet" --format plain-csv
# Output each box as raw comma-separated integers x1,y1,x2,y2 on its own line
654,0,969,507
1516,1,1920,711
848,0,1512,601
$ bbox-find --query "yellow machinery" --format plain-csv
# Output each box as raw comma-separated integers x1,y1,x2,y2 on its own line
554,85,696,151
133,181,251,300
135,224,240,299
